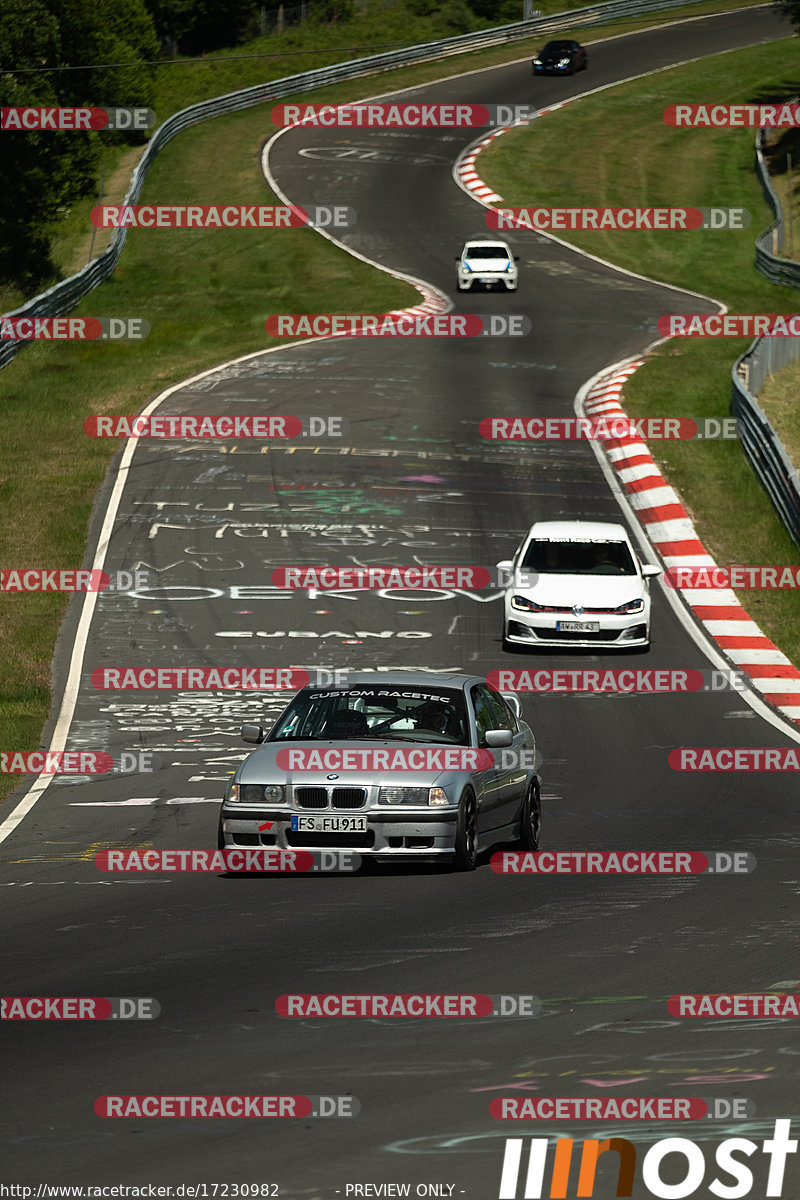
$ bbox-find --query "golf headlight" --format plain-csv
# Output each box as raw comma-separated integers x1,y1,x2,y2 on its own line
464,262,473,271
505,262,513,272
228,783,284,803
615,598,645,614
511,594,545,612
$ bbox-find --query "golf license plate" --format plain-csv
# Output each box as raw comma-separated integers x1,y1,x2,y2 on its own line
291,815,368,833
557,621,600,632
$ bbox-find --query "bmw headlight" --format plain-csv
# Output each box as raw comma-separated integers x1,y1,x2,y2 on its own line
533,57,542,64
614,598,645,614
558,57,570,66
228,783,284,803
379,786,449,806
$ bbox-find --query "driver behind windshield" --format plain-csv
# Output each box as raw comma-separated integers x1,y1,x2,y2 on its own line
269,688,469,744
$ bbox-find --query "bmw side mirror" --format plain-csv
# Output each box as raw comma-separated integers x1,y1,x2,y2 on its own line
241,723,265,744
485,729,513,748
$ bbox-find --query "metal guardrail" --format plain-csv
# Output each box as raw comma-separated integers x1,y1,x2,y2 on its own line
1,0,718,369
731,126,800,551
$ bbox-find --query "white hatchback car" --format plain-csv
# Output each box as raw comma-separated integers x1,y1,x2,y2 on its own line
498,520,661,650
456,240,519,291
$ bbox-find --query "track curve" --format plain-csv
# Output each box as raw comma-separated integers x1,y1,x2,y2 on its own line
3,8,800,1193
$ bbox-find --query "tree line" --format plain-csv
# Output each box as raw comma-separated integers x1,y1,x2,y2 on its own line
2,0,798,293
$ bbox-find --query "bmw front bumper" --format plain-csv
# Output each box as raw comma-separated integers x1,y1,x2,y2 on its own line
219,804,460,858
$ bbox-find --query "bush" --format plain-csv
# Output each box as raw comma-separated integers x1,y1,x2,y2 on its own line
432,0,477,33
310,0,357,21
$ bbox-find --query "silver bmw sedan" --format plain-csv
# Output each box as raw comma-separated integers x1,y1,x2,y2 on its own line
217,671,540,870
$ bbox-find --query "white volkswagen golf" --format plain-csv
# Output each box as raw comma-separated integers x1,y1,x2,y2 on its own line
498,520,661,651
456,239,519,291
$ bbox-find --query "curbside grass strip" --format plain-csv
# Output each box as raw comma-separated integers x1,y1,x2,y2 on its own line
452,45,800,730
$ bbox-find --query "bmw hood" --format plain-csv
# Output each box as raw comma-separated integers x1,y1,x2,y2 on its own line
236,739,483,788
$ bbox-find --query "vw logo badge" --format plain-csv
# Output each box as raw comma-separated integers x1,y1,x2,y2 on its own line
326,773,339,780
572,604,584,616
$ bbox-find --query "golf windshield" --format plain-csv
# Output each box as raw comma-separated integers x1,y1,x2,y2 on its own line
466,246,509,259
521,539,637,576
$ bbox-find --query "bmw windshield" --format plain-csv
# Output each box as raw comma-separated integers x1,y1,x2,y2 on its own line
268,686,470,745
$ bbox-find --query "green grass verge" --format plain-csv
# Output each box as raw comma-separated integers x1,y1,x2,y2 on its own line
763,126,800,263
0,0,779,807
479,36,800,668
0,104,417,805
757,360,800,473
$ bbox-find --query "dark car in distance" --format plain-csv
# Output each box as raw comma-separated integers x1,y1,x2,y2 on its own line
532,40,588,75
